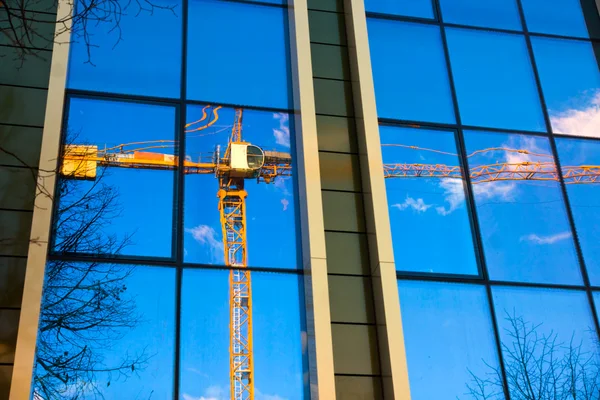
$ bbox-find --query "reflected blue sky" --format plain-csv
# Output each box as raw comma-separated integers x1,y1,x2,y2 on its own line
187,0,290,109
439,0,521,30
57,97,176,258
184,105,297,269
446,28,545,132
34,265,175,399
464,130,581,284
380,125,478,275
367,19,455,124
521,0,589,38
399,281,501,400
68,0,182,98
180,269,307,400
364,0,434,19
556,138,600,285
533,37,600,137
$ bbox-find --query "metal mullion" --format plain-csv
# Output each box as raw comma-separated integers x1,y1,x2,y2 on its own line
435,0,513,394
173,0,189,395
514,0,600,342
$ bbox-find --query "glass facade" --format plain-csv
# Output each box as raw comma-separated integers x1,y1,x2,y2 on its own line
367,0,600,398
31,0,307,399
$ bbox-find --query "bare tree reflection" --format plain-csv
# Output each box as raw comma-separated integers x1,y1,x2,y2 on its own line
464,313,600,400
33,137,149,399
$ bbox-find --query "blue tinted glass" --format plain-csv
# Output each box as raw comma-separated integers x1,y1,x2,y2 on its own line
365,0,434,19
184,105,297,269
180,269,307,399
446,28,545,131
439,0,521,30
33,264,175,398
398,281,502,400
187,0,290,109
55,98,176,258
67,0,181,98
380,126,478,275
367,19,455,124
521,0,589,38
464,131,581,284
556,138,600,285
493,287,597,400
532,37,600,137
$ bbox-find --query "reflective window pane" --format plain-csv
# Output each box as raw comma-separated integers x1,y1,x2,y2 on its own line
446,28,545,132
368,19,455,124
439,0,522,30
180,269,307,400
67,0,182,98
187,0,290,109
33,264,175,399
380,126,478,275
399,281,502,400
493,287,597,400
184,105,297,269
364,0,434,19
532,37,600,137
521,0,589,38
464,130,580,284
556,138,600,285
54,97,176,258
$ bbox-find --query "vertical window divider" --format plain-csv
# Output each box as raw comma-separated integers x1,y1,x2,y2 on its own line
514,0,600,341
173,0,189,396
439,10,513,399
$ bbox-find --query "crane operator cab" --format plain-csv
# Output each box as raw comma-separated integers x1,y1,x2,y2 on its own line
228,143,265,178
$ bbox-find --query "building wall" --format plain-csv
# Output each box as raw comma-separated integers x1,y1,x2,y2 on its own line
4,0,600,399
0,7,54,396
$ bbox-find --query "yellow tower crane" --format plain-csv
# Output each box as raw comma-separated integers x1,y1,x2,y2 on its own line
60,107,292,400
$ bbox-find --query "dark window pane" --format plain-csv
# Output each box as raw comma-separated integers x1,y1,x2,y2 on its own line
439,0,521,30
55,97,176,258
311,43,350,81
325,232,370,275
532,37,600,137
316,115,357,154
446,28,545,132
0,366,12,400
180,269,307,400
314,79,354,117
309,10,347,46
319,152,361,192
556,138,600,285
365,0,434,19
335,376,383,400
381,126,478,275
187,0,290,109
332,324,380,375
368,19,455,124
328,275,374,324
493,287,597,400
0,310,19,364
521,0,589,38
184,105,297,269
464,130,580,284
322,191,366,232
33,264,175,399
399,281,502,400
67,0,182,98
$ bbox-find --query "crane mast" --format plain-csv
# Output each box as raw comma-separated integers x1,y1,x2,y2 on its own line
217,109,255,400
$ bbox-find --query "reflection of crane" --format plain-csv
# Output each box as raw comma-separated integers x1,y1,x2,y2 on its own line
60,106,292,400
382,144,600,185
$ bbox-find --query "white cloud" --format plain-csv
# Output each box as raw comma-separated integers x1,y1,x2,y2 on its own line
273,113,291,147
550,90,600,138
256,389,288,400
435,179,466,216
520,231,572,245
185,225,224,261
281,198,289,211
392,196,432,213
